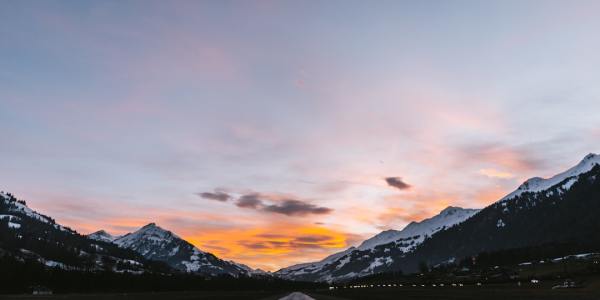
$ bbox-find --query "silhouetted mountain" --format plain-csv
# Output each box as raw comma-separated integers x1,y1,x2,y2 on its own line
109,223,256,277
276,207,479,281
0,192,168,274
283,153,600,282
88,230,119,243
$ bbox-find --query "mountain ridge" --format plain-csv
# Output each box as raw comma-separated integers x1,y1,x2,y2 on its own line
275,206,480,281
0,192,165,274
314,153,600,281
500,153,599,202
93,222,259,277
276,153,600,282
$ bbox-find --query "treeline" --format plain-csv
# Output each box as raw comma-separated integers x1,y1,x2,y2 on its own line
0,255,323,294
347,242,600,286
1,193,169,274
466,242,600,268
392,165,600,273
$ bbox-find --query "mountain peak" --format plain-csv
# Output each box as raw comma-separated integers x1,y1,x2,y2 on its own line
277,204,481,281
501,152,600,202
142,222,157,228
439,206,464,215
356,206,480,251
126,223,177,241
92,230,108,236
135,223,172,235
88,230,118,242
582,153,598,161
111,223,253,276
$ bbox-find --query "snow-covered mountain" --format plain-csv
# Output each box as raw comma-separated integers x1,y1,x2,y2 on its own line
103,223,254,277
1,191,260,277
501,153,600,202
88,230,119,243
323,152,600,279
0,192,156,273
276,206,480,281
356,207,480,252
277,153,600,282
1,191,73,234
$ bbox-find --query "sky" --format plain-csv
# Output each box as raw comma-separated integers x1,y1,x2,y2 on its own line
1,0,600,271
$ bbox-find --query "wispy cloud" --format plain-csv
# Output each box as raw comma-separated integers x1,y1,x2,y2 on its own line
479,168,515,179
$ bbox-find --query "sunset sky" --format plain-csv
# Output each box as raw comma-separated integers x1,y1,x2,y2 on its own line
2,0,600,271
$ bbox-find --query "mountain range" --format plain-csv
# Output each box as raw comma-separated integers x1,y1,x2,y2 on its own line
0,191,259,277
275,206,480,281
88,223,261,277
2,153,600,283
0,191,161,274
276,153,600,281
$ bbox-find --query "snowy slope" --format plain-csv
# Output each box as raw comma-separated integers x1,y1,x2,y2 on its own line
0,191,73,233
276,247,356,279
1,191,257,276
385,152,600,274
357,207,480,251
88,230,119,243
0,191,156,273
113,223,253,276
276,206,479,281
501,153,600,201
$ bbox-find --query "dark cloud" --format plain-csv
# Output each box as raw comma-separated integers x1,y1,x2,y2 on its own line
294,235,333,243
385,177,411,190
199,244,231,255
236,193,264,208
263,199,333,216
197,191,231,202
234,194,333,217
268,241,288,247
238,235,339,251
255,233,288,239
238,241,270,250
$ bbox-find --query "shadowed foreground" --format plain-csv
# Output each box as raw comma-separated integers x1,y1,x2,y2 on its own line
317,281,600,300
0,291,283,300
2,282,600,300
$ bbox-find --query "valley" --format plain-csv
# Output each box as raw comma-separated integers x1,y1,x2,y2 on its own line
2,154,600,297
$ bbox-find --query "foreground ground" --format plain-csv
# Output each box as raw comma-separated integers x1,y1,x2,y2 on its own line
1,286,600,300
0,291,285,300
314,284,600,300
2,280,600,300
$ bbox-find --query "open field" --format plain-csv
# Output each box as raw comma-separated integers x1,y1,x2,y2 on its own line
2,276,600,300
0,291,287,300
314,280,600,300
314,287,600,300
2,284,600,300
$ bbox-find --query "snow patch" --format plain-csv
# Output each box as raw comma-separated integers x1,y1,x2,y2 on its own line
496,219,506,228
8,222,21,229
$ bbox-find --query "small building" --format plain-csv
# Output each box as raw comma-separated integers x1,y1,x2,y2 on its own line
31,286,53,295
552,279,577,289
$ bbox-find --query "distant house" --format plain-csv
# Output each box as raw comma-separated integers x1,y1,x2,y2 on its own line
552,279,577,289
31,286,52,295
